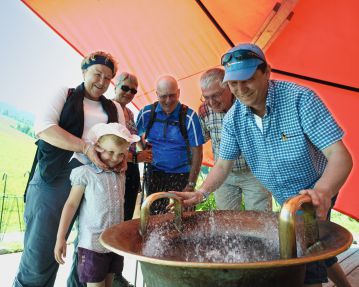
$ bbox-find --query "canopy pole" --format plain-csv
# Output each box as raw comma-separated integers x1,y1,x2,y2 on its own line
272,69,359,93
194,0,234,48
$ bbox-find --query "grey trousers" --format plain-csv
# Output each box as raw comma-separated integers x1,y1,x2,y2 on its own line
13,164,82,287
214,169,272,211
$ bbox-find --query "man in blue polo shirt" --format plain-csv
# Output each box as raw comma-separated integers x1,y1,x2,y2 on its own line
172,43,352,286
137,75,204,214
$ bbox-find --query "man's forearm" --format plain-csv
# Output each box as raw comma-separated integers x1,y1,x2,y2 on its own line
315,140,353,197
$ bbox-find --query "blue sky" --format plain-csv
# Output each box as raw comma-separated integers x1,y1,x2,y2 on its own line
0,1,107,115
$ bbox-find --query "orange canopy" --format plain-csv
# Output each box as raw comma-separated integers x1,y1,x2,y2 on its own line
22,0,359,220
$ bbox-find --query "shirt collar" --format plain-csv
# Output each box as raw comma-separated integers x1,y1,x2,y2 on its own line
88,163,104,174
224,94,236,113
76,153,105,174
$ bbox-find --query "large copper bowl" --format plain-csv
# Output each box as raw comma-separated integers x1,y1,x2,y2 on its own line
100,195,352,287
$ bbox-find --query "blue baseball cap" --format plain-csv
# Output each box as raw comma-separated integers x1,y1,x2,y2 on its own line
222,43,266,82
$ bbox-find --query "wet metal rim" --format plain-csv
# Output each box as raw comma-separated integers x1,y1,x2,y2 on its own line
100,220,352,270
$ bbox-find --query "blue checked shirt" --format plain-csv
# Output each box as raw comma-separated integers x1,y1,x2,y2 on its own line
137,102,204,173
219,80,344,205
198,101,248,171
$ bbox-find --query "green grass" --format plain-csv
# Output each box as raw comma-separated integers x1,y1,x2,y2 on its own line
0,115,36,234
331,210,359,236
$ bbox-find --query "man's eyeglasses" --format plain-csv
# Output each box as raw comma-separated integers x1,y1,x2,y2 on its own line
221,49,264,67
200,89,226,103
120,85,137,95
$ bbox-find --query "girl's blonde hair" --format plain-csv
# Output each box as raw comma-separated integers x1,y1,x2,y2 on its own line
98,134,129,148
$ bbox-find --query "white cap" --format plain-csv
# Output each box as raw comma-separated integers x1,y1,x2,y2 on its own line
87,122,140,144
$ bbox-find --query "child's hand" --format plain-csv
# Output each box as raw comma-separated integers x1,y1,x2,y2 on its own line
54,238,67,264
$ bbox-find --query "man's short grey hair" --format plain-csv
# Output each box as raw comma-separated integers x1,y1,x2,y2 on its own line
116,72,138,87
200,68,227,90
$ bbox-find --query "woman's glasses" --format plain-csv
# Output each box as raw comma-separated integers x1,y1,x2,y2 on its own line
120,85,137,95
221,49,264,67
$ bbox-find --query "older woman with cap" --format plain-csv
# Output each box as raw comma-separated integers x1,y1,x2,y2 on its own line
14,51,125,287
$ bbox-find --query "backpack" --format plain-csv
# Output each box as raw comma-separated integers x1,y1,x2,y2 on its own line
144,101,192,165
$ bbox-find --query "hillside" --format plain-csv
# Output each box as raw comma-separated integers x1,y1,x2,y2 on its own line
0,115,36,197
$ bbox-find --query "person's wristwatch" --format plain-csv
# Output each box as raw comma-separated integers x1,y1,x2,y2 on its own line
198,189,211,203
187,181,196,189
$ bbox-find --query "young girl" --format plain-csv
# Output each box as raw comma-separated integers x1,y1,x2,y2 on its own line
54,122,139,287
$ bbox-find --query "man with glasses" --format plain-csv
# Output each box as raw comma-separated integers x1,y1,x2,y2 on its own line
172,43,352,287
136,75,204,214
198,68,271,211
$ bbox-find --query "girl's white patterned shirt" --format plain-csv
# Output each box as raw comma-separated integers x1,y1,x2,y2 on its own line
70,164,125,253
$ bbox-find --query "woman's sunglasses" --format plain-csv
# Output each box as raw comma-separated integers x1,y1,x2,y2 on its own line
221,49,264,67
120,85,137,95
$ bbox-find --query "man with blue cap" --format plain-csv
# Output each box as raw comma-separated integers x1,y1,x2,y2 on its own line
172,43,353,287
198,67,272,212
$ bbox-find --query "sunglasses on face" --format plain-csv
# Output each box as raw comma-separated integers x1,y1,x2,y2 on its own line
221,49,264,67
120,85,137,95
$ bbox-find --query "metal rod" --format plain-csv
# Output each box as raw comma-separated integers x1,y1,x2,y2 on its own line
195,0,234,47
0,173,8,233
134,260,138,286
272,68,359,93
16,196,22,231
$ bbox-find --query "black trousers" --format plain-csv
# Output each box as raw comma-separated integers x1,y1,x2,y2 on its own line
124,162,140,221
145,167,189,215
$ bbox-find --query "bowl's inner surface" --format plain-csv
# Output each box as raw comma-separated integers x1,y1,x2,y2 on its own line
100,210,352,266
141,211,302,263
143,231,280,263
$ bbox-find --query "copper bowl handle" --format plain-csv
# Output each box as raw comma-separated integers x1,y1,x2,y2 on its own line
279,194,319,259
140,192,182,236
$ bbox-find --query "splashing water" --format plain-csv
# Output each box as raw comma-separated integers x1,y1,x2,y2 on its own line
141,211,283,263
